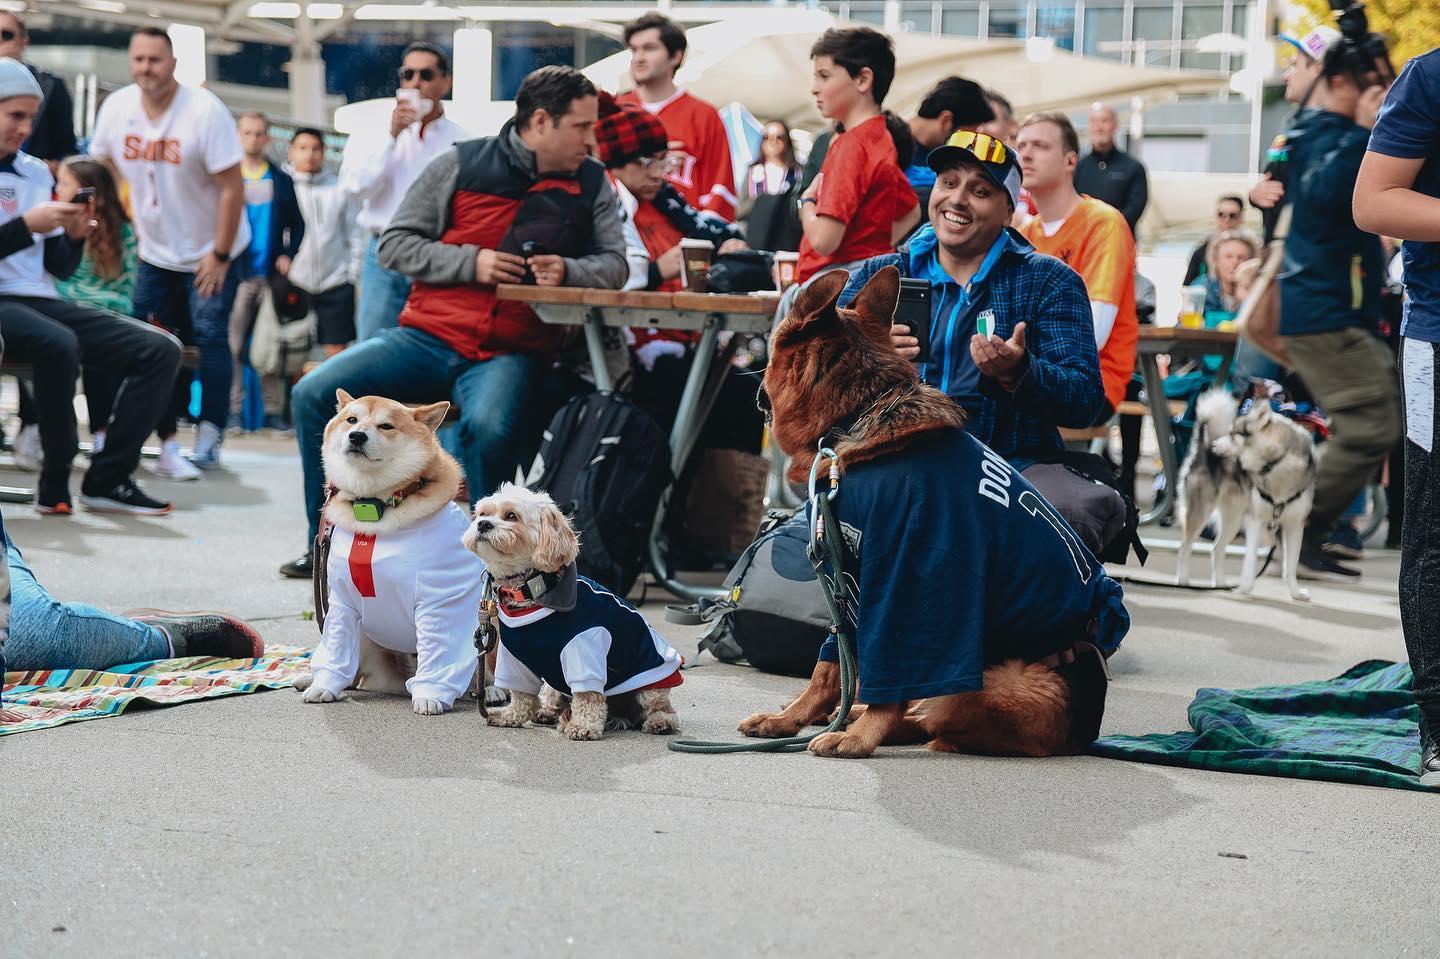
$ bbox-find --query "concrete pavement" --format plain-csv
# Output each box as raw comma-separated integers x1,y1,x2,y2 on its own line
2,433,1433,958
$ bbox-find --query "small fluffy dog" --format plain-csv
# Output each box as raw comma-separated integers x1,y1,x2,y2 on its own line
462,483,682,741
294,390,486,714
1176,388,1317,602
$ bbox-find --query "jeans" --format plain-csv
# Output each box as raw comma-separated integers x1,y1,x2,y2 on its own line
132,258,244,432
356,234,412,343
1283,327,1401,535
228,273,283,416
3,543,168,671
1401,337,1440,729
0,297,182,494
291,326,544,547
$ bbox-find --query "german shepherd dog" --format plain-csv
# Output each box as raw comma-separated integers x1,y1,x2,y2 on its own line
742,267,1092,759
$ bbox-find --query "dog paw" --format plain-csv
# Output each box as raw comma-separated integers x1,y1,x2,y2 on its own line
808,731,874,759
739,711,804,738
487,708,530,728
291,671,313,692
412,697,450,716
1290,587,1312,603
483,685,510,708
562,720,603,741
641,712,679,735
301,686,338,704
1238,578,1256,594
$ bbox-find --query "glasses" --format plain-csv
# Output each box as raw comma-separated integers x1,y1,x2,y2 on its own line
763,133,786,142
399,67,437,82
638,154,681,175
945,129,1009,165
1217,209,1242,220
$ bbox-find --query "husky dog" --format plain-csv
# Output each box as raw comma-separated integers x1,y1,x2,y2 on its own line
1176,389,1318,602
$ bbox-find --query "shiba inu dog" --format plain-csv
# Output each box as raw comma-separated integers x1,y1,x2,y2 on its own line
293,390,486,715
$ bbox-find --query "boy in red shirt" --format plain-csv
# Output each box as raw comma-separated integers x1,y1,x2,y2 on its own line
797,27,920,282
618,13,736,222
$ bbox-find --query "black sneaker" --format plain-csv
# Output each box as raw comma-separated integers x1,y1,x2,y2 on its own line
1421,719,1440,788
79,478,173,515
1322,523,1366,561
127,610,264,660
35,477,72,516
1297,544,1362,583
280,551,314,578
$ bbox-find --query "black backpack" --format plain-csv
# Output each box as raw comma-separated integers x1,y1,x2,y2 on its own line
526,392,672,596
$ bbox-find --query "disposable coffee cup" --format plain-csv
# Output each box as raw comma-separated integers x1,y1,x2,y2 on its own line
679,238,715,291
773,251,800,292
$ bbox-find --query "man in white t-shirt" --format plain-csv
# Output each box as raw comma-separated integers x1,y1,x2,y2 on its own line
88,27,250,472
339,41,467,343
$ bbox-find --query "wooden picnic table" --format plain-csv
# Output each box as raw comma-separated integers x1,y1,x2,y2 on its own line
498,285,779,600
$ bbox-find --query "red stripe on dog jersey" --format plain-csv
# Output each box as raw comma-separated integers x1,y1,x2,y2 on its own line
641,669,684,690
349,533,377,598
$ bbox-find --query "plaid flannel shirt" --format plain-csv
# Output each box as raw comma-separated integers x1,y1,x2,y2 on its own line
839,226,1105,464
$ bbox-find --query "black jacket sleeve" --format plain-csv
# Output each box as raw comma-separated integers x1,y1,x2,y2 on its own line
43,234,83,281
25,68,78,161
1120,160,1148,233
274,170,306,262
0,217,33,260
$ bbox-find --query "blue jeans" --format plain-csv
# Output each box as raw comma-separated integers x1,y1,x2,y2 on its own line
3,543,167,672
132,258,244,430
291,327,545,547
356,234,412,342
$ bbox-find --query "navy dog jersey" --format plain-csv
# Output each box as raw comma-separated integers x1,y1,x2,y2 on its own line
493,576,682,697
813,428,1129,703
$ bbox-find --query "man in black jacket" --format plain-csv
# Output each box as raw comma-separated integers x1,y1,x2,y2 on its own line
0,12,75,167
1074,102,1147,236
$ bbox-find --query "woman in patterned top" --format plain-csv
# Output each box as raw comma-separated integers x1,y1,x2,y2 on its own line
54,156,136,316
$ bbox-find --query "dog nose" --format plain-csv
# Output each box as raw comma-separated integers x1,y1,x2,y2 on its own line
348,430,367,446
476,520,494,534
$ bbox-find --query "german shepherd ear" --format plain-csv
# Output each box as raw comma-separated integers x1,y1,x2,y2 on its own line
787,269,850,331
335,388,355,411
848,266,901,341
411,401,451,433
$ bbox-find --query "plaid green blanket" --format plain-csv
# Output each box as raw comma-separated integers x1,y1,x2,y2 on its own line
1094,660,1437,792
0,645,312,736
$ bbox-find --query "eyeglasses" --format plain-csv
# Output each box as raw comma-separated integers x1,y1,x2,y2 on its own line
0,30,16,42
638,154,681,175
399,67,437,82
945,129,1009,165
763,133,786,142
1217,209,1242,220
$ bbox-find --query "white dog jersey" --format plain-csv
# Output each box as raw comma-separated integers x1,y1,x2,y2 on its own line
310,502,485,707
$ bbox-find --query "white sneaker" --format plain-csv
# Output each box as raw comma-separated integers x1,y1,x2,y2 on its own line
188,421,223,470
151,440,202,481
91,430,106,454
12,423,42,472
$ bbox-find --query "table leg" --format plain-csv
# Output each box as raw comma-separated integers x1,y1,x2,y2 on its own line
1139,353,1179,526
584,307,613,393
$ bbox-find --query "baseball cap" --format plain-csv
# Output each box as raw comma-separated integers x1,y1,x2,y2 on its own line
926,129,1023,209
1279,26,1340,62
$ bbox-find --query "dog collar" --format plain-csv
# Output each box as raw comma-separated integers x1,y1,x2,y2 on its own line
328,477,430,523
491,564,578,615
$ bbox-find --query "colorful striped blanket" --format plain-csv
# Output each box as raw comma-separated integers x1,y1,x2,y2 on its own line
0,645,312,736
1094,660,1437,792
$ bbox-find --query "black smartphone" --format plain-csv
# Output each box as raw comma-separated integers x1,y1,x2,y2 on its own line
71,187,95,204
519,239,548,285
896,277,932,363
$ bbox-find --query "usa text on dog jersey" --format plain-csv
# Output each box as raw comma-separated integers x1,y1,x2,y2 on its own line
814,428,1129,703
493,576,682,696
311,502,485,704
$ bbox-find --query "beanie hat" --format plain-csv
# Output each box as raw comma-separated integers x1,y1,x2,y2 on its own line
594,90,669,169
0,58,41,103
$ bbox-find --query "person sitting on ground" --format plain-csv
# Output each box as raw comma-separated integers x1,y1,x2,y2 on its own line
0,59,181,516
904,76,994,225
280,65,629,579
795,27,920,287
1184,195,1246,286
286,127,358,359
838,128,1123,555
0,507,262,683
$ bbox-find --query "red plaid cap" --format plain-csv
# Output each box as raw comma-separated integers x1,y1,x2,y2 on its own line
594,92,669,168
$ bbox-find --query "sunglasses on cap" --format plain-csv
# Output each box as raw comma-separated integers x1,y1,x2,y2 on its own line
945,129,1010,165
399,67,437,82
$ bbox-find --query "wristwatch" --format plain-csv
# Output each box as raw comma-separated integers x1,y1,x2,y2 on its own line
797,196,817,213
212,248,231,263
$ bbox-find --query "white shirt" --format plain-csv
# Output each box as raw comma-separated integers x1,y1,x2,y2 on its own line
312,503,485,707
609,178,652,292
339,113,469,235
89,84,251,273
288,168,359,294
0,151,62,299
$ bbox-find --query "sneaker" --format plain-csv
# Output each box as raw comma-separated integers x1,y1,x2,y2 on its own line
1298,544,1362,583
188,421,223,470
262,413,293,433
80,478,173,515
226,411,245,435
279,551,314,579
90,430,106,455
12,423,42,472
152,439,202,481
34,477,72,516
1323,523,1365,561
1422,720,1440,788
126,610,263,660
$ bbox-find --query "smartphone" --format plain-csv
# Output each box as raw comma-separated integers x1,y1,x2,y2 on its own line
896,277,932,364
71,187,95,204
519,240,549,286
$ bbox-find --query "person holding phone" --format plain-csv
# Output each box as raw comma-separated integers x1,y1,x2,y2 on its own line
836,129,1123,556
0,57,181,516
338,41,468,343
